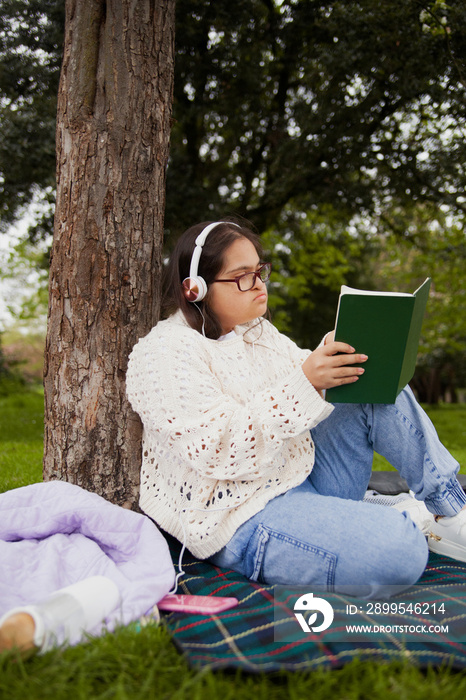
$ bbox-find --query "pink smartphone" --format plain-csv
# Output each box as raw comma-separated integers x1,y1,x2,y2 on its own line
158,593,239,614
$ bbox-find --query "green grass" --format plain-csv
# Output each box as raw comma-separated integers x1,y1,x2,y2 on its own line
373,403,466,473
424,404,466,467
0,388,44,491
1,623,466,700
1,391,466,698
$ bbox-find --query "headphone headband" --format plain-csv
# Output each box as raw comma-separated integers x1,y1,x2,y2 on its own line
182,221,240,302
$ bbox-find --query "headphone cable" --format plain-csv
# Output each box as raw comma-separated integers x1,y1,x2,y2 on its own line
193,302,206,337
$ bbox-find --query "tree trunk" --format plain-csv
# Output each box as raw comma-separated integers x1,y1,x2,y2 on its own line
43,0,175,508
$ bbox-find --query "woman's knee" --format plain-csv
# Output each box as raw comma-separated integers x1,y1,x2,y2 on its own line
395,516,429,584
365,513,429,597
329,502,429,598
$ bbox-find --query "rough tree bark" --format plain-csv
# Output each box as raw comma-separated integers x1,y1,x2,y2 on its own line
43,0,175,508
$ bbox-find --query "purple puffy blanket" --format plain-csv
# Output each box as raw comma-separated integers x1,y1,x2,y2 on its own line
0,480,175,632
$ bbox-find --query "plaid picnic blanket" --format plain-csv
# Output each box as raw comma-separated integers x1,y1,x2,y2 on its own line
162,543,466,672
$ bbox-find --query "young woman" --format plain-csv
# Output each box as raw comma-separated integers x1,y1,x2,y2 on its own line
126,220,466,598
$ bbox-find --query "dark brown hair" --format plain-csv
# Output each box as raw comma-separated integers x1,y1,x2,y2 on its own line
163,219,265,339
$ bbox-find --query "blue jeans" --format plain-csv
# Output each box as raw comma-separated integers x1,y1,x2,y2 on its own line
210,387,466,598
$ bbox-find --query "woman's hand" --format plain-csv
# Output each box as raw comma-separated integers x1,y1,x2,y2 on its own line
302,339,368,391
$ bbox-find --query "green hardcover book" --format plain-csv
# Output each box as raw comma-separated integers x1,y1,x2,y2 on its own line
325,278,431,404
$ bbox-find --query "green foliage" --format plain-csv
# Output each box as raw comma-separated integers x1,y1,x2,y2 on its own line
166,0,466,237
1,0,465,390
2,1,466,244
0,229,50,325
262,207,374,348
365,204,466,401
0,0,63,229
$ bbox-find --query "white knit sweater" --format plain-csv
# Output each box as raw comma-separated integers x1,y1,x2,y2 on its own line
126,311,334,559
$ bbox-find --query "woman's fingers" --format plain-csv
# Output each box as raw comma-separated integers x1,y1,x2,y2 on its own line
302,343,368,391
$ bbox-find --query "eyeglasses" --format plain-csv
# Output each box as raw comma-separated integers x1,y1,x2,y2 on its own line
211,262,272,292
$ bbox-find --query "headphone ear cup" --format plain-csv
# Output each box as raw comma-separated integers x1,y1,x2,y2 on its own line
182,276,208,302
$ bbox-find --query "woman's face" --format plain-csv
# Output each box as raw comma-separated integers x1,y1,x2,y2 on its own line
206,237,268,334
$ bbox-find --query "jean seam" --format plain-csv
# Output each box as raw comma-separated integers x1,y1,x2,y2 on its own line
251,526,270,581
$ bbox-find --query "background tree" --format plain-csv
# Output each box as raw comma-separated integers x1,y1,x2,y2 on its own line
166,0,466,236
262,207,375,349
42,0,175,505
365,204,466,403
0,0,62,231
1,0,464,434
2,1,465,241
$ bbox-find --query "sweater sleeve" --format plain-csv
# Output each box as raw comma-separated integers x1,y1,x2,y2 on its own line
126,323,333,483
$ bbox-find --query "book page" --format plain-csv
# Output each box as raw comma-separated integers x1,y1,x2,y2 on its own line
340,285,413,297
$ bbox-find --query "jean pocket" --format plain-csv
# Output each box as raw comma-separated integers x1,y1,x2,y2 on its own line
244,524,337,589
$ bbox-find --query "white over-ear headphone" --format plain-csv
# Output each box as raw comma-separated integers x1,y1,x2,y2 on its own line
182,221,240,302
